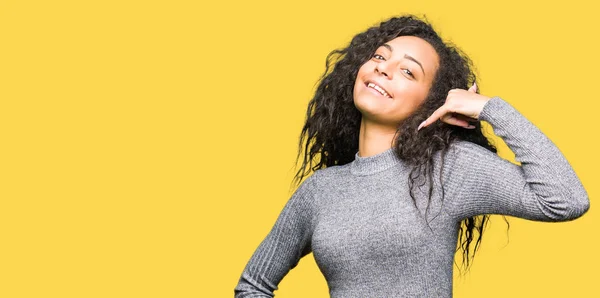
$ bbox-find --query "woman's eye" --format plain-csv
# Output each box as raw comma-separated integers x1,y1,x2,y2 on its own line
403,69,414,78
373,54,385,60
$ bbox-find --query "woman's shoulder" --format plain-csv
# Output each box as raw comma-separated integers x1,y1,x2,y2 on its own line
289,167,338,201
445,139,498,158
296,164,352,191
433,139,501,172
310,164,350,181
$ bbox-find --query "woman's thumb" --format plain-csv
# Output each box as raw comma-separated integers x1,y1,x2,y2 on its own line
468,82,477,93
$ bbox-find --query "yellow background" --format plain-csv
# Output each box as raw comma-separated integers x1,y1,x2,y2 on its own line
1,0,598,297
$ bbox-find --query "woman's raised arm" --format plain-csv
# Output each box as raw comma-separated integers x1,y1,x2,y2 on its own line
439,96,590,221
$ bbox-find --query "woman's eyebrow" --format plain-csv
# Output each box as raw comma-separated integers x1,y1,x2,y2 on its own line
382,43,426,76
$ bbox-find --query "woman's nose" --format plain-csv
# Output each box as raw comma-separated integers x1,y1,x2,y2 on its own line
375,61,393,79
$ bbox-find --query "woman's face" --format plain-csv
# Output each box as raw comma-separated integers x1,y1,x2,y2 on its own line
353,35,440,126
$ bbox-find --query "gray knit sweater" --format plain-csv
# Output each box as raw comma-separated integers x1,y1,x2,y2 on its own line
233,96,590,297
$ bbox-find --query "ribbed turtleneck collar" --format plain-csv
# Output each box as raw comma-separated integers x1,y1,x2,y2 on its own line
350,146,403,176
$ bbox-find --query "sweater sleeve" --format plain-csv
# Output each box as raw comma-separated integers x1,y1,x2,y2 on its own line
233,173,318,297
440,96,590,222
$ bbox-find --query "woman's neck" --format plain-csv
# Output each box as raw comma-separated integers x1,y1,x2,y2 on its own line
357,117,398,157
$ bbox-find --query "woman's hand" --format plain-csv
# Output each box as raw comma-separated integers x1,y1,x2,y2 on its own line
417,83,491,131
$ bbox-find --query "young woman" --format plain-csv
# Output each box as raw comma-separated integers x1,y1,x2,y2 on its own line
233,14,590,297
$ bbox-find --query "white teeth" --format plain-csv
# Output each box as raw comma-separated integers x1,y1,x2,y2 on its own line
367,82,391,98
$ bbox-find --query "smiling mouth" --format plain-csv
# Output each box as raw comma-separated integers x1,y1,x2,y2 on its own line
365,82,391,98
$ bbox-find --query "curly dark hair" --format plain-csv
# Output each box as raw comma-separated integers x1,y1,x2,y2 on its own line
292,14,510,275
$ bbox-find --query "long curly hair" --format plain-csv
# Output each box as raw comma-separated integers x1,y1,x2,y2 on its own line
292,14,509,275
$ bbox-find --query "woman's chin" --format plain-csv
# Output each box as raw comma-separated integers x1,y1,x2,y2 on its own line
354,95,387,114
